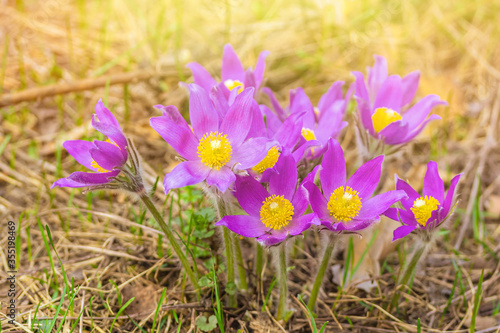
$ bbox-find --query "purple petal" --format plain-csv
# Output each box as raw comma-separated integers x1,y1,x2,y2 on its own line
215,215,266,238
90,140,126,171
423,161,445,204
373,75,403,111
317,81,344,113
356,190,408,220
398,114,441,144
163,161,210,194
346,155,384,201
221,44,245,82
187,62,217,93
246,101,267,139
206,166,236,193
303,181,331,222
94,99,121,128
401,71,420,106
234,176,270,216
220,88,255,147
290,88,315,129
404,94,447,132
91,116,127,152
320,139,346,196
378,120,410,145
244,69,257,90
443,173,462,216
292,184,309,216
263,87,287,121
261,104,282,137
51,176,90,189
273,114,303,148
210,84,229,118
268,154,297,201
352,71,374,135
188,84,219,138
399,208,418,226
367,55,388,95
63,140,96,170
231,137,277,170
254,50,270,90
257,232,288,247
392,225,416,241
315,101,345,143
384,207,400,221
396,176,421,211
68,170,120,185
150,114,199,161
285,213,320,236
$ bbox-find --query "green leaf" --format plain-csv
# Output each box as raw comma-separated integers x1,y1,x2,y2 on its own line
225,281,237,295
195,315,218,332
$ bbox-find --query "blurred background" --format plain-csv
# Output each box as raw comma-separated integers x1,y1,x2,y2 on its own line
1,0,500,331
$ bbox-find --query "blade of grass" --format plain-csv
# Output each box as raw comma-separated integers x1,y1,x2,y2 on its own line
109,297,135,332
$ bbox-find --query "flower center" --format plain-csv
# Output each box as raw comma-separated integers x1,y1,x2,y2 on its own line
372,107,402,132
327,186,362,222
411,196,440,227
301,127,316,141
90,160,109,173
224,79,244,94
252,146,280,173
197,131,233,170
260,195,294,230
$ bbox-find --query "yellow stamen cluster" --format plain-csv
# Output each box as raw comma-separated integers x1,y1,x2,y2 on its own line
224,79,244,94
301,127,316,141
411,196,440,227
197,131,233,170
260,195,294,230
372,107,402,133
327,186,362,222
252,146,280,173
90,160,109,173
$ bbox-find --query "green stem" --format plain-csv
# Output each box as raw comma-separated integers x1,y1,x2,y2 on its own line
390,242,427,310
276,242,288,320
308,235,336,311
216,196,237,308
140,194,200,299
233,234,248,291
256,243,264,280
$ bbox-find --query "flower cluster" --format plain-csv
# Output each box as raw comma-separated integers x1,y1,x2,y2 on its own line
52,47,462,316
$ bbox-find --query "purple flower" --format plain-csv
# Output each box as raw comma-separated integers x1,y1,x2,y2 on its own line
215,154,319,246
385,161,462,241
263,83,349,158
352,55,447,145
150,84,274,194
304,139,407,233
51,100,128,189
187,44,269,98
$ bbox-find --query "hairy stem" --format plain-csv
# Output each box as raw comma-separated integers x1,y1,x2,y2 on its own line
233,234,248,291
140,194,200,299
276,242,288,320
256,243,264,280
308,234,336,311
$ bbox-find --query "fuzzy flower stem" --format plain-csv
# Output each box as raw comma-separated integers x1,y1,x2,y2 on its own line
276,242,288,320
308,233,336,311
216,195,237,308
255,243,264,280
233,234,248,291
140,193,200,299
390,240,428,310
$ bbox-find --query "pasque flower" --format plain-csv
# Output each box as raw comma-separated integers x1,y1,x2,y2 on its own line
51,100,128,189
304,138,407,233
385,161,462,241
150,84,274,194
187,44,269,98
263,82,349,158
215,153,319,247
352,55,447,145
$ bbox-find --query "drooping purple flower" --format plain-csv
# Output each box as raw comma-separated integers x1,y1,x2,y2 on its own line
263,83,349,159
51,100,128,189
150,84,275,194
304,139,407,233
352,55,447,145
215,154,319,246
384,161,462,241
187,44,269,98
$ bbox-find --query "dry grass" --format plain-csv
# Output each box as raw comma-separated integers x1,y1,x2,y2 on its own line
1,0,500,332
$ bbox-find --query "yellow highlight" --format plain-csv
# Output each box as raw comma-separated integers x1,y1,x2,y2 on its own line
301,127,316,141
372,107,402,133
411,196,440,227
197,131,233,170
106,138,120,149
327,186,362,222
224,79,244,94
252,146,280,173
90,160,109,173
260,195,294,230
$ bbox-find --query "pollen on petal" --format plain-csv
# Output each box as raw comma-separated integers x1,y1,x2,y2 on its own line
372,107,402,133
327,186,362,222
197,131,233,170
411,195,440,227
90,160,110,173
224,79,244,94
301,127,316,141
260,195,294,230
252,146,280,173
